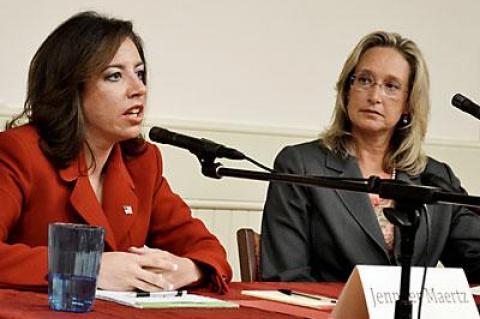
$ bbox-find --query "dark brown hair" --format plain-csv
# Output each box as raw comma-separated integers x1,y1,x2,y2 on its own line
8,11,147,168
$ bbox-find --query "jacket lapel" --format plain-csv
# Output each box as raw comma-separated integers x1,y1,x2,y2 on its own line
325,152,390,259
101,145,138,249
59,152,117,250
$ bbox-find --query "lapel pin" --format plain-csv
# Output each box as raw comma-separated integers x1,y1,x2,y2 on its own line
123,205,133,215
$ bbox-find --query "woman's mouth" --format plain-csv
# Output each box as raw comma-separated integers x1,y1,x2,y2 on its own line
124,106,143,117
361,109,383,117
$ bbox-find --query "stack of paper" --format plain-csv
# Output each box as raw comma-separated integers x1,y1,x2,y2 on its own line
96,290,238,309
241,290,336,309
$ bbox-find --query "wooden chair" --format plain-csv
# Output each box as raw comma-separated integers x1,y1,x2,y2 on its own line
236,228,261,282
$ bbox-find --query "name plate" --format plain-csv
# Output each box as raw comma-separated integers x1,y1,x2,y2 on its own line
331,265,479,319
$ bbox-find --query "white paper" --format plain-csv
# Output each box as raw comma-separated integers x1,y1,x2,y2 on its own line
470,286,480,295
96,290,238,309
241,290,336,309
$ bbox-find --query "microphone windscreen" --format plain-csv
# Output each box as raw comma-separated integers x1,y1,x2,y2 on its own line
451,93,468,109
451,93,480,120
149,127,171,143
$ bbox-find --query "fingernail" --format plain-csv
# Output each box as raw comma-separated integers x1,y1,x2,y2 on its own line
172,264,178,271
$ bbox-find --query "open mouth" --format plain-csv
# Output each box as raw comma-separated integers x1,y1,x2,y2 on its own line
124,106,143,117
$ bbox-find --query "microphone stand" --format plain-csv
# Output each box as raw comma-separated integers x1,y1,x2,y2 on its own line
198,157,480,319
384,202,421,319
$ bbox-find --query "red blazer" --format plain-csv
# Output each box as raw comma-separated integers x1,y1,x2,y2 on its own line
0,125,232,291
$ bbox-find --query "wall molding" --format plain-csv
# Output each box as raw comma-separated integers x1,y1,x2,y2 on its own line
2,105,479,147
186,199,263,211
145,117,480,149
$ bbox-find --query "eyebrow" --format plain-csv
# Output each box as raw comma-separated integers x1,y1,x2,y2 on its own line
104,62,145,70
356,69,403,83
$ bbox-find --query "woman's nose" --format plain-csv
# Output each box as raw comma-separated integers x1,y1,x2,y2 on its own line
128,76,147,97
367,83,383,103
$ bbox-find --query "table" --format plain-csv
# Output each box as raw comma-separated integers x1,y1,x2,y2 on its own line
0,282,343,319
1,282,479,319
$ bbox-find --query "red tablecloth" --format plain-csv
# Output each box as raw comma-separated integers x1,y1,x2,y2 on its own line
0,282,477,319
0,282,343,319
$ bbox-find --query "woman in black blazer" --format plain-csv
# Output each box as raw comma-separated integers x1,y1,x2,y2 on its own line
261,31,480,282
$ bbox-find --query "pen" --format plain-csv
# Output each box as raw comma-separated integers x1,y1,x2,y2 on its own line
135,290,187,298
278,289,337,304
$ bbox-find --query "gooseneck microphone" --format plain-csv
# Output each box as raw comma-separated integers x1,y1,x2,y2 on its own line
451,93,480,120
149,127,246,160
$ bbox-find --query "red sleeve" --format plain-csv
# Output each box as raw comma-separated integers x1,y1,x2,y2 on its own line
0,131,48,289
146,146,232,293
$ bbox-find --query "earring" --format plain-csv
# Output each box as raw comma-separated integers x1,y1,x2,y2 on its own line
400,114,410,125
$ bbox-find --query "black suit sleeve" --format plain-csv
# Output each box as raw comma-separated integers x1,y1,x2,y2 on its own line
435,163,480,282
260,146,317,281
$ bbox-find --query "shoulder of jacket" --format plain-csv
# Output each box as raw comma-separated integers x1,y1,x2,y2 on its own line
279,139,328,159
424,156,450,174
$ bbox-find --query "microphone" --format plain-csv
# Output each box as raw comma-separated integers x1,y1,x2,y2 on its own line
451,93,480,120
148,127,246,160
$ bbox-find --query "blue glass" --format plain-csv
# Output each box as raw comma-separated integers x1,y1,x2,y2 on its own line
48,273,97,312
48,223,104,312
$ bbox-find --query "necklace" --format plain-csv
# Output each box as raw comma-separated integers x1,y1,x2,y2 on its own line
369,167,396,251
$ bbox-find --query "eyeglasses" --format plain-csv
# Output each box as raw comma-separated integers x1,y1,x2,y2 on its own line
350,73,407,99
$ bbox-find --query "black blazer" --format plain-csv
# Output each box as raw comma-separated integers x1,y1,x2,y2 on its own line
261,140,480,282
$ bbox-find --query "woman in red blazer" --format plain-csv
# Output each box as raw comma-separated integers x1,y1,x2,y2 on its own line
0,11,231,292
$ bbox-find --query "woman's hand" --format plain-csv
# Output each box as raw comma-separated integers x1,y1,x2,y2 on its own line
128,246,203,290
97,251,178,291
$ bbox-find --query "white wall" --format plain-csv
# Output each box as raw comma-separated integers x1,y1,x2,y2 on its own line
1,0,480,140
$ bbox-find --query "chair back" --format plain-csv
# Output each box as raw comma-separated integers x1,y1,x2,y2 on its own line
236,228,261,282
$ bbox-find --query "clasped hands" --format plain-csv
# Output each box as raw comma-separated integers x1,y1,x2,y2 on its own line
97,246,203,291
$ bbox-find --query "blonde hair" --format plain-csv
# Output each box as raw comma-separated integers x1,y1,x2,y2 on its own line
321,31,430,175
